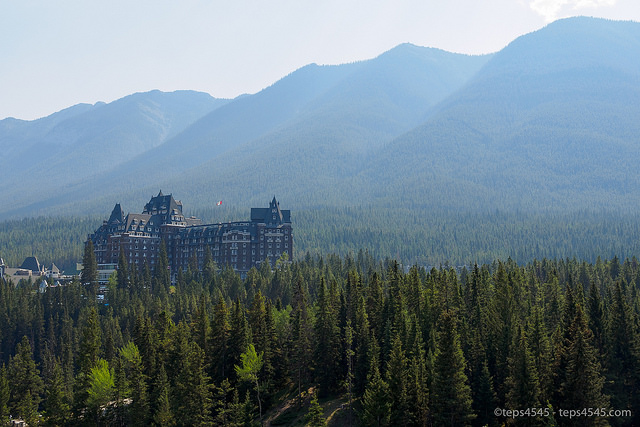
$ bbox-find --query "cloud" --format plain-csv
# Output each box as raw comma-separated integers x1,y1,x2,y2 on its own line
529,0,616,22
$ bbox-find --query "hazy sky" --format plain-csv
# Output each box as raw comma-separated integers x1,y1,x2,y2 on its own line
2,0,639,120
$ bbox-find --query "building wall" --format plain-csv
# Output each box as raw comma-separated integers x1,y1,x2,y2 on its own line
90,194,292,278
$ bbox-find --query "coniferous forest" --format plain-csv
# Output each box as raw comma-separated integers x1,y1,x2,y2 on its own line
1,244,639,426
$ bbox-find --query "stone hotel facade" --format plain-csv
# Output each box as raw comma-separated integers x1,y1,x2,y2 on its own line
89,192,292,278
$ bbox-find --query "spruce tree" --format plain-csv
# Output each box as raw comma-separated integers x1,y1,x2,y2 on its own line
152,364,175,427
605,282,639,422
211,296,231,382
0,365,10,424
117,246,130,289
291,276,313,402
505,326,541,411
8,337,44,424
314,278,341,394
386,334,410,425
81,239,98,291
235,343,264,423
560,306,608,426
306,391,326,427
360,336,390,427
153,240,171,299
431,310,474,426
42,359,71,426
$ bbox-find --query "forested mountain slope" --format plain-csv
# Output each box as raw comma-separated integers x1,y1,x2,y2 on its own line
0,91,228,217
2,17,639,221
14,44,488,218
366,17,640,211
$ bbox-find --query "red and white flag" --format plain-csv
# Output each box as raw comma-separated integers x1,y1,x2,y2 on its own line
217,201,222,206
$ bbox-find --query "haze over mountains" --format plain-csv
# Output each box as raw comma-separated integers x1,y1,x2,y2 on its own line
2,17,639,220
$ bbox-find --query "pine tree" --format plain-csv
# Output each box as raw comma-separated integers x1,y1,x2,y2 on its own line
406,320,429,427
291,276,313,402
314,278,341,394
229,299,249,383
8,336,44,425
354,294,371,395
605,282,639,422
211,296,231,382
81,239,98,292
505,326,541,410
152,364,175,427
173,339,213,426
85,359,115,423
306,391,326,427
153,240,171,299
120,342,150,426
360,336,390,427
117,246,130,289
386,334,410,425
343,320,355,426
0,365,10,424
192,295,211,368
235,343,264,424
560,306,608,426
431,310,474,426
42,359,71,426
587,282,605,358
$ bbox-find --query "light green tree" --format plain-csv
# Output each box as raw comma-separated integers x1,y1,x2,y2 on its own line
235,343,264,423
86,359,114,420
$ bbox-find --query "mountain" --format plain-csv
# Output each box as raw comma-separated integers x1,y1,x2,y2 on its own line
364,17,640,211
0,91,228,215
0,43,489,218
1,17,640,220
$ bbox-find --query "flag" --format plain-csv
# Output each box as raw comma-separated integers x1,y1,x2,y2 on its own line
217,200,222,206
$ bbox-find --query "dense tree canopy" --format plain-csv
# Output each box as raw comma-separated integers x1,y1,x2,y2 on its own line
0,252,638,425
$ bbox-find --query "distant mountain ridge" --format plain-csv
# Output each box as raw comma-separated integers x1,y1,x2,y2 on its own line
1,17,640,219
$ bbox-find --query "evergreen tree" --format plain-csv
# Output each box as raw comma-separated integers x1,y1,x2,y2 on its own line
235,343,264,424
153,240,170,299
407,320,429,427
360,336,390,427
0,365,10,424
354,294,371,394
152,364,175,427
314,278,341,394
8,336,44,425
587,282,605,358
306,391,326,427
385,334,410,425
431,310,474,426
229,299,249,383
505,326,541,411
117,246,130,290
85,359,115,423
42,359,71,426
120,342,150,426
291,275,313,402
173,340,213,426
560,306,608,426
81,239,98,292
211,296,231,382
605,282,639,423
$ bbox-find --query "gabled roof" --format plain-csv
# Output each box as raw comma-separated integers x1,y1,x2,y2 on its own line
20,256,42,272
143,192,183,215
250,197,291,224
108,203,125,224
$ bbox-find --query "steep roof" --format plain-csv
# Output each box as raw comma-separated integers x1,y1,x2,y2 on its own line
20,256,42,272
108,203,125,224
250,197,291,224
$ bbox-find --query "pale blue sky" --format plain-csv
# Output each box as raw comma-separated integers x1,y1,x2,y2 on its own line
1,0,639,120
